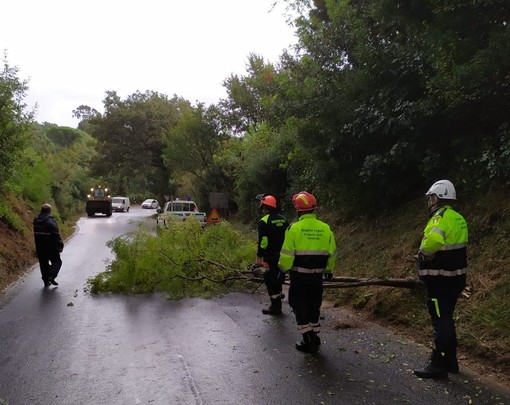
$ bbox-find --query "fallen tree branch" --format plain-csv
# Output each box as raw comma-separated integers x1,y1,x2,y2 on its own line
169,273,248,284
247,276,421,289
323,278,421,289
149,253,422,289
196,257,238,272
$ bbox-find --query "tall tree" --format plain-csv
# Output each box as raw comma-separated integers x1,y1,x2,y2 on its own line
219,54,287,134
0,54,33,191
277,0,510,211
73,105,100,134
423,0,510,187
162,104,229,207
87,90,189,199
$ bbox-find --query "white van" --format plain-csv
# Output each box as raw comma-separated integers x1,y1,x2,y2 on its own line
111,196,131,212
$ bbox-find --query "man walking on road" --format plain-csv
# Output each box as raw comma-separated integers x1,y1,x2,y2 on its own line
278,191,336,353
33,203,64,287
414,180,468,379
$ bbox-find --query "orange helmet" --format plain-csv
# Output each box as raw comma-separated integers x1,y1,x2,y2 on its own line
260,195,277,209
292,191,317,212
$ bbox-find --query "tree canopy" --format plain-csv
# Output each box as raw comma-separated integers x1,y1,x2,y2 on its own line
85,90,191,200
0,54,33,192
59,0,510,218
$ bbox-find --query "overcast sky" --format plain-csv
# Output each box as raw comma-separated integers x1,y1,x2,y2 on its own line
1,0,297,128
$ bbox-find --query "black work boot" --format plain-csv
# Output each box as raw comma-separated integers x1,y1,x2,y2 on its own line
262,298,282,315
446,348,459,373
295,332,312,353
414,351,448,379
296,331,319,353
308,332,320,354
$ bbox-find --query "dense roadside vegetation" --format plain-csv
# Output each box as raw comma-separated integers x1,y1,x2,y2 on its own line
1,0,509,378
327,194,510,376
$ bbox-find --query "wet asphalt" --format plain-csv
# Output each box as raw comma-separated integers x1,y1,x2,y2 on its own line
0,207,509,405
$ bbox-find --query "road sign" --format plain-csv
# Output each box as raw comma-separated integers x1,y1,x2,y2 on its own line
207,208,222,224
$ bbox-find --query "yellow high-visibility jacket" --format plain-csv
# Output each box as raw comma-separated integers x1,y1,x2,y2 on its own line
278,213,336,274
419,205,468,279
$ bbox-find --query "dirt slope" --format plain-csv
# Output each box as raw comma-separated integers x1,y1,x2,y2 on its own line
0,204,38,292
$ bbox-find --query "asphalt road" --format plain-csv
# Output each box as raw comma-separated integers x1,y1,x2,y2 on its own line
0,207,509,405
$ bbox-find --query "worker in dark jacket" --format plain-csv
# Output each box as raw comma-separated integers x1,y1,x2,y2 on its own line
254,195,289,315
414,180,468,379
33,203,64,287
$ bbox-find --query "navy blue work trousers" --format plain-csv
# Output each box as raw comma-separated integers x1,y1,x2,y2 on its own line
288,272,323,327
37,251,62,282
263,259,283,297
426,291,459,356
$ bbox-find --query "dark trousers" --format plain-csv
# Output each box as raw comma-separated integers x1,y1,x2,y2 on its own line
288,272,323,330
426,290,459,357
263,262,283,297
37,251,62,282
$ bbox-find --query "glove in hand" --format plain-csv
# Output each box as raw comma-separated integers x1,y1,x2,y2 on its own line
323,272,333,281
277,271,286,283
248,263,266,278
247,263,261,272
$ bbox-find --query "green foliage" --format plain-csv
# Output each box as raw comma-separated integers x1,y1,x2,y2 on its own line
88,220,257,298
1,0,510,376
15,147,52,204
162,104,228,209
87,90,189,201
47,136,97,220
45,126,87,148
73,105,100,135
219,54,287,134
324,192,510,371
25,123,98,221
0,200,26,233
261,0,510,213
1,121,98,224
228,123,291,220
0,54,33,191
468,281,510,340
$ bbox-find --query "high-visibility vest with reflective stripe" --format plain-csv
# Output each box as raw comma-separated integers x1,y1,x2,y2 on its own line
278,213,336,273
419,205,468,278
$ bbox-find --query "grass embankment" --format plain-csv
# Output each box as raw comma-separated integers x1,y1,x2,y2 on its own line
324,192,510,376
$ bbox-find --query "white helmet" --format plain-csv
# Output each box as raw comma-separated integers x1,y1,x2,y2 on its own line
425,180,456,200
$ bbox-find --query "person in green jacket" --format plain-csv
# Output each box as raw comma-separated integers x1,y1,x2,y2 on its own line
414,180,468,379
278,191,336,353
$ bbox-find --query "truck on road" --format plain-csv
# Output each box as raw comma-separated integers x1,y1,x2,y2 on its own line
156,199,206,227
86,185,113,217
